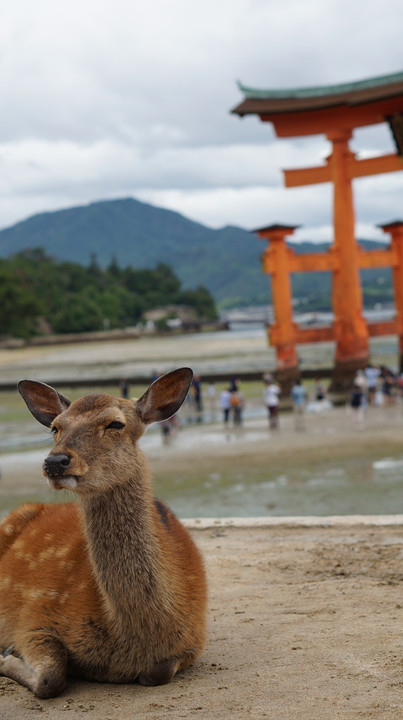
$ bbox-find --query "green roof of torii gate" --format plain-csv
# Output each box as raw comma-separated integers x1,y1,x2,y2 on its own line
232,70,403,121
232,70,403,144
236,70,403,102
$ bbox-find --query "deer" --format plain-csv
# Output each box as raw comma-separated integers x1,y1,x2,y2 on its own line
0,368,207,698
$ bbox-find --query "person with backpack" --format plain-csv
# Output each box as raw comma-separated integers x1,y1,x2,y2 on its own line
230,385,245,427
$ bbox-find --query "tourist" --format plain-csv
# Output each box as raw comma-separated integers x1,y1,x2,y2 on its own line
230,384,245,428
219,387,232,426
184,388,196,423
380,366,396,406
350,382,364,429
364,363,380,406
119,377,129,398
315,377,326,403
160,414,179,445
353,369,368,408
160,417,172,444
263,375,281,429
191,374,203,422
291,379,307,431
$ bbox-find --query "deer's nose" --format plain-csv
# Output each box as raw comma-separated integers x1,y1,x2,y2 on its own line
43,454,72,478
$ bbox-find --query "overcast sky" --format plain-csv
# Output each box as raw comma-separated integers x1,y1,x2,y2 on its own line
1,0,403,242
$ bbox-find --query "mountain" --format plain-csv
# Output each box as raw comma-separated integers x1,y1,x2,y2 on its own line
0,197,391,308
0,198,268,306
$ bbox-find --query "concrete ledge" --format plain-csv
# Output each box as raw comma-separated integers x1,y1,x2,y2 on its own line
183,514,403,529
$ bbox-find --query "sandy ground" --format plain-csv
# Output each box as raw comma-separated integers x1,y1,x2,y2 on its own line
0,331,277,384
0,330,398,384
2,520,403,719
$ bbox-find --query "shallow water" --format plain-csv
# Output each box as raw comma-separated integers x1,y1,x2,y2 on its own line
3,442,403,519
152,451,403,518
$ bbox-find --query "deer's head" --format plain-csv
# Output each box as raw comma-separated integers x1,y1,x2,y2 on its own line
18,368,193,496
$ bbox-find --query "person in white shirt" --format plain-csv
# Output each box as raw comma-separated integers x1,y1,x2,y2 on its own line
219,388,232,426
291,379,307,431
263,376,281,429
364,364,380,406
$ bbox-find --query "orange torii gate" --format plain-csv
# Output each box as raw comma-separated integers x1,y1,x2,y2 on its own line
232,71,403,389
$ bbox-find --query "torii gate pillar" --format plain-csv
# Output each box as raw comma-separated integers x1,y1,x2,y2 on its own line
380,221,403,372
328,130,369,389
258,224,300,390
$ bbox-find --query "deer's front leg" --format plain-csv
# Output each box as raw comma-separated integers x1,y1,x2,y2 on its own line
0,632,67,698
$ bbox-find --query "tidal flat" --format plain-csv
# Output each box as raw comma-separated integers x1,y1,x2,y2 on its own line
1,329,402,518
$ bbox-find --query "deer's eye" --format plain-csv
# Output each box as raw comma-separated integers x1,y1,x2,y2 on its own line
106,421,125,430
51,427,58,435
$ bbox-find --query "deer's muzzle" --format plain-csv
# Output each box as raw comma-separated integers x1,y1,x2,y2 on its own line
43,454,72,479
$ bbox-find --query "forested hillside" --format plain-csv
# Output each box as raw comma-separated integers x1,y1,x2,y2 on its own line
0,249,216,339
0,197,268,307
0,196,393,310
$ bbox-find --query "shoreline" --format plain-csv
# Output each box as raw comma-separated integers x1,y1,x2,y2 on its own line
184,514,403,528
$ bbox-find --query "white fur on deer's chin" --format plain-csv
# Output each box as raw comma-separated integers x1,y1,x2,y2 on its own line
47,476,78,491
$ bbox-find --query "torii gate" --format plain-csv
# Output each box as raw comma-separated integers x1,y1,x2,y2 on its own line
232,71,403,389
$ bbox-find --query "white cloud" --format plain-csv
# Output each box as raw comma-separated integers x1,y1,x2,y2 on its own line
1,0,403,231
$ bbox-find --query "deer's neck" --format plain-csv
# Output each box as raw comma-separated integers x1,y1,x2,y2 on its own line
80,456,172,627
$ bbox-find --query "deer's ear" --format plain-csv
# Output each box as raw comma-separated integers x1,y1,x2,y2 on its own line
18,380,71,428
136,368,193,425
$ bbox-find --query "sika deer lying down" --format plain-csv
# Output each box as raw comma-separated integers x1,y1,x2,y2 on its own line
0,368,207,698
